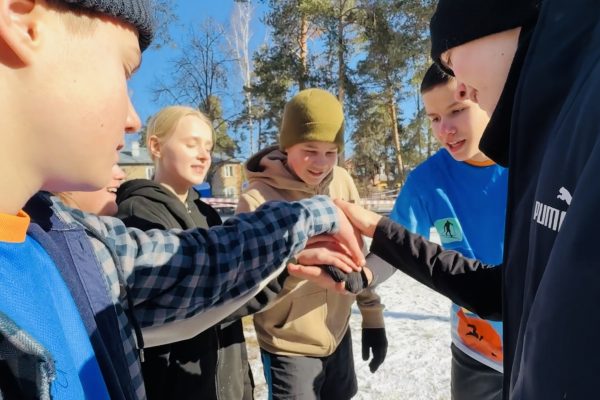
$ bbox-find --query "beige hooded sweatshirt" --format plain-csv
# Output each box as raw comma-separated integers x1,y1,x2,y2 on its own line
236,146,385,357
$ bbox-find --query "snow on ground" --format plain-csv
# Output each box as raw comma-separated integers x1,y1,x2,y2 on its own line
349,273,452,400
244,232,453,399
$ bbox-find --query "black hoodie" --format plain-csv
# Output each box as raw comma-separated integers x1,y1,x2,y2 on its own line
116,179,220,232
116,179,253,400
491,1,600,397
369,0,600,398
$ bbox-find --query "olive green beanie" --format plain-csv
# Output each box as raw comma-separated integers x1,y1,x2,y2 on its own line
279,88,345,151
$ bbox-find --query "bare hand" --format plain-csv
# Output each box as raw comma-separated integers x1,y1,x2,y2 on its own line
296,244,358,274
334,199,383,238
331,204,365,267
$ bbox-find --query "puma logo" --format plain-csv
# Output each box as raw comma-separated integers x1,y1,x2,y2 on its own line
557,187,572,205
533,187,571,232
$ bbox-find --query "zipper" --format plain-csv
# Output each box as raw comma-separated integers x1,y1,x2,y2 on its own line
215,326,221,400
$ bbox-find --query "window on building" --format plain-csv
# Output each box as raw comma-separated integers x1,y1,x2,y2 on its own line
223,187,235,198
223,165,234,178
145,166,155,179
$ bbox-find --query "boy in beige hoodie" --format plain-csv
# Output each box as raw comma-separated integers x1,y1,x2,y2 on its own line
237,88,387,399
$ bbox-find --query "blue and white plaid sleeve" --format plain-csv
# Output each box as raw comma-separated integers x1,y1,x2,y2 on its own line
0,312,54,399
89,195,338,326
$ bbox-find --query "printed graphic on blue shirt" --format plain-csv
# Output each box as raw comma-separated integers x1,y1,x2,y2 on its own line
434,218,463,244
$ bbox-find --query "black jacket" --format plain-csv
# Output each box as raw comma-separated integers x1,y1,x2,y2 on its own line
493,1,600,397
370,1,600,398
117,179,253,400
116,179,221,232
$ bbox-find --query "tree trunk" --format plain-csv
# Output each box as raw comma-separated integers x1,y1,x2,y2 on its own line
388,95,405,183
229,1,254,156
299,12,308,90
246,92,254,155
415,89,422,157
337,15,345,105
337,10,346,166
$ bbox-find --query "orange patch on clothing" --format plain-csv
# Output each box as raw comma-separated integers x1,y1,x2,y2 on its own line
457,308,503,362
0,211,30,243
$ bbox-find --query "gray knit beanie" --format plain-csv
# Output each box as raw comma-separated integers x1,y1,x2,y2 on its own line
59,0,154,50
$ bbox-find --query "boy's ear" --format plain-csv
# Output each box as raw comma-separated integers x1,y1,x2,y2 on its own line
148,135,162,159
0,0,41,66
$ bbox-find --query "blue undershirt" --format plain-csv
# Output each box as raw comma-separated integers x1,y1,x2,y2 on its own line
390,149,508,372
0,234,109,399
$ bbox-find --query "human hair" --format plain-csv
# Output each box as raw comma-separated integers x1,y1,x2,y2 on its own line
420,63,454,94
145,106,215,163
44,0,99,35
43,0,154,50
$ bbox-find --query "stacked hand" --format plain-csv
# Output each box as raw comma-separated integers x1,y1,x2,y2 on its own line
334,199,383,238
327,202,366,268
287,200,388,372
321,265,370,294
288,201,381,292
288,236,367,294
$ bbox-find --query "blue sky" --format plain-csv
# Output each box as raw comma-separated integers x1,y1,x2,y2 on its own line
128,1,268,149
127,1,421,157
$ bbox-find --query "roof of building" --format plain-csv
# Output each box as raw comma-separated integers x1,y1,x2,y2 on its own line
212,156,243,165
119,149,153,165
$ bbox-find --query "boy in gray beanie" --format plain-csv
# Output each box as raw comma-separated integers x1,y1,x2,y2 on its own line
0,3,155,397
0,1,364,399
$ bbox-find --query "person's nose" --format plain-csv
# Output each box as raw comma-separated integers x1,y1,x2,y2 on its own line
113,165,126,182
197,145,211,161
125,97,142,134
438,119,456,139
314,153,329,167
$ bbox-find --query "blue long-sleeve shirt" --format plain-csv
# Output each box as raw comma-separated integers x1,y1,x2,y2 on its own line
390,149,507,371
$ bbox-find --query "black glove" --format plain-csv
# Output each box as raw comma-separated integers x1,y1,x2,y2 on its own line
322,265,369,294
323,264,347,283
362,328,388,373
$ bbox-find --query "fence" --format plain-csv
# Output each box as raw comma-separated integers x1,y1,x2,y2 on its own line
203,197,395,214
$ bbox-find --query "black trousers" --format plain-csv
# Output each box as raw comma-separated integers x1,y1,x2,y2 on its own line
261,329,357,400
451,343,503,400
142,320,253,400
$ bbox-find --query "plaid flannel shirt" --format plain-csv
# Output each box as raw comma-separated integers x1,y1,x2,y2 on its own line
0,194,339,399
0,311,54,400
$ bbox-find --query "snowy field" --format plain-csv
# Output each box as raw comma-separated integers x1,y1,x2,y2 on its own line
245,232,454,399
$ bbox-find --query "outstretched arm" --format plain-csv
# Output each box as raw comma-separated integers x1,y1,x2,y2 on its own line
67,196,362,346
222,239,361,320
371,217,501,320
335,199,502,320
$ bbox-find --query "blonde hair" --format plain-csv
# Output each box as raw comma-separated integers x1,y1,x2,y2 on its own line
146,106,215,163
